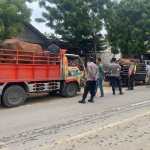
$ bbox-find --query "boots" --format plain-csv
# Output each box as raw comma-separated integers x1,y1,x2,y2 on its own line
88,97,94,103
119,91,124,95
113,90,115,95
131,87,134,90
79,98,86,103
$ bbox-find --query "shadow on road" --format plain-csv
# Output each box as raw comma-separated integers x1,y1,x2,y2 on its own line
0,92,82,109
104,81,146,87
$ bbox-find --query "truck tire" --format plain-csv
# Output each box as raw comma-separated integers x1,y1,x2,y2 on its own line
65,82,78,97
2,85,26,108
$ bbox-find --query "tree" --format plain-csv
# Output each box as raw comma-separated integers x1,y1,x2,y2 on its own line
105,0,150,55
25,0,37,2
0,0,32,42
71,37,108,53
36,0,111,54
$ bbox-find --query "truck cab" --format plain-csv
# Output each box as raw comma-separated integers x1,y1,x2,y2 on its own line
65,54,85,86
57,53,86,98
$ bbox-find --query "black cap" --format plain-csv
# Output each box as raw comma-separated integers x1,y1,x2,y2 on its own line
89,57,94,62
112,58,116,62
52,39,57,44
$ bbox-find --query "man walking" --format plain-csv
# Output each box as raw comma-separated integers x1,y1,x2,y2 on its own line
127,60,136,90
109,58,124,95
79,57,98,103
146,61,150,87
95,58,104,97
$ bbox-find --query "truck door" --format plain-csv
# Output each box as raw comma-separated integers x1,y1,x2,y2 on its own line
66,56,85,87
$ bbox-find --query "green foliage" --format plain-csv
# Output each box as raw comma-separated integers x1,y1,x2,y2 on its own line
105,0,150,55
0,0,32,42
71,38,108,53
36,0,111,54
25,0,37,2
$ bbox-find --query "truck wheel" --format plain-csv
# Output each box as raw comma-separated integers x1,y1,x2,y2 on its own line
65,82,78,97
2,85,26,108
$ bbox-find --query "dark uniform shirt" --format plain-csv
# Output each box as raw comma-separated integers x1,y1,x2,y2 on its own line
48,44,60,61
48,44,60,54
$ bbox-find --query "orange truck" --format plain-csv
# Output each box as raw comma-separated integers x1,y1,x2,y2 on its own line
0,49,85,107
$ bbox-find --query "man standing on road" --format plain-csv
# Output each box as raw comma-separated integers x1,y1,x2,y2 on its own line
95,58,105,97
109,58,124,95
146,61,150,87
127,60,136,90
79,57,98,103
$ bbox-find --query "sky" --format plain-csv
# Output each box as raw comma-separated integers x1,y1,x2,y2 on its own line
26,1,107,35
26,1,53,34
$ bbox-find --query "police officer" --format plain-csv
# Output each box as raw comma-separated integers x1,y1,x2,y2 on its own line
79,57,98,103
127,60,136,90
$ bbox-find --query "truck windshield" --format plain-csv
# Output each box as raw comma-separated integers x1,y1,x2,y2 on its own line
67,56,84,71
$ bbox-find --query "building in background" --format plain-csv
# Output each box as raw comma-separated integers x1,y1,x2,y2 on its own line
15,23,49,45
15,23,77,53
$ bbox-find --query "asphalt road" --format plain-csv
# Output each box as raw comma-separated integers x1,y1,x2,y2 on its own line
0,83,150,150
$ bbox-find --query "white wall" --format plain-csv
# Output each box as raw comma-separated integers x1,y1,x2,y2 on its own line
96,48,122,69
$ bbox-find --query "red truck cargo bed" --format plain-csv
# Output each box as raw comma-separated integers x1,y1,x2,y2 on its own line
0,49,64,83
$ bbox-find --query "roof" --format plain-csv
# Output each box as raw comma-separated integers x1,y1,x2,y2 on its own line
22,23,79,52
23,22,49,42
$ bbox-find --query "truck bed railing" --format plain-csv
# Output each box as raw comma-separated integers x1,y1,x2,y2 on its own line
122,63,146,74
0,49,63,65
